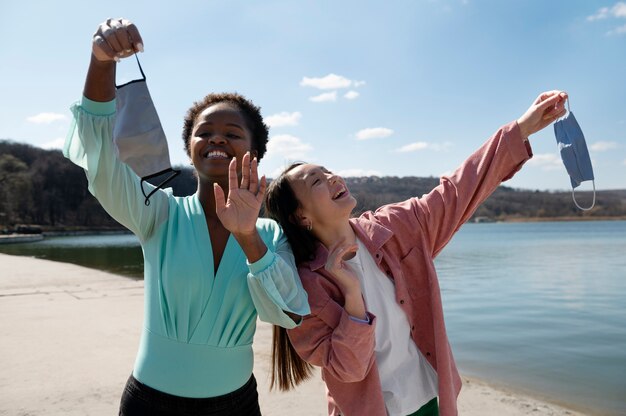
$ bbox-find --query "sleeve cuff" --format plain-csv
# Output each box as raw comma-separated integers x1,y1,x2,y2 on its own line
349,313,372,324
80,96,116,116
508,120,533,161
247,249,275,275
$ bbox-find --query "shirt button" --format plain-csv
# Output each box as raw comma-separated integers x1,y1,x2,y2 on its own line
400,300,405,304
426,352,431,357
411,325,415,331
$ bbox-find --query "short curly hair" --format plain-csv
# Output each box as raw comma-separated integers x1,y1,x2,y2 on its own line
182,92,269,160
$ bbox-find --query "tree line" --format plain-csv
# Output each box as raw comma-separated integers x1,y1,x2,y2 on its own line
1,140,624,233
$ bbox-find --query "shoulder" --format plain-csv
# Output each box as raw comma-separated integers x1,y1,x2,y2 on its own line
357,198,424,229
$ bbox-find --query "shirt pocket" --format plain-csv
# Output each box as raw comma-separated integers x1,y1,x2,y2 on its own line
398,246,431,298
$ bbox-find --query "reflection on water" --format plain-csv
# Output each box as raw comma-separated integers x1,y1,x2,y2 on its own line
437,221,626,415
0,233,143,278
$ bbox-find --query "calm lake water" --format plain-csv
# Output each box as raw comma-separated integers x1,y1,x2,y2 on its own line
1,221,625,415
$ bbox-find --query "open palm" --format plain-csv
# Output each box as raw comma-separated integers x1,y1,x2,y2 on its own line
213,153,267,236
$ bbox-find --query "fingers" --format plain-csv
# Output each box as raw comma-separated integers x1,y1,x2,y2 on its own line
240,152,250,190
535,90,556,103
255,176,267,204
92,18,143,62
228,157,239,192
121,19,144,52
249,156,259,194
213,183,226,214
327,241,358,266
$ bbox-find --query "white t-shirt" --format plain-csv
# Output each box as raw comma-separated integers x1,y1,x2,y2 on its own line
345,238,438,416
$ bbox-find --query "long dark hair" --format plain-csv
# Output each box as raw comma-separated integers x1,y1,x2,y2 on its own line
265,162,317,390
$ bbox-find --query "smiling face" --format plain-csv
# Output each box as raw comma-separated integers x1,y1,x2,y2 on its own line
189,102,254,181
286,164,357,231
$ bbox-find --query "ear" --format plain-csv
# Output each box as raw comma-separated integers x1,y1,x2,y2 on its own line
292,208,310,228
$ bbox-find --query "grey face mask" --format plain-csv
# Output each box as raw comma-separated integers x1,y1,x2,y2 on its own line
113,56,179,205
553,100,596,211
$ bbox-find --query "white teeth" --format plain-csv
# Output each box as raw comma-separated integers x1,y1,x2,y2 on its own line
204,150,229,159
333,187,346,199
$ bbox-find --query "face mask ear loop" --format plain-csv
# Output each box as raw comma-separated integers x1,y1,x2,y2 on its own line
140,168,181,206
572,180,596,211
134,54,146,81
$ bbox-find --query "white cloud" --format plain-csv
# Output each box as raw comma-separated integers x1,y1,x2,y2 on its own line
607,23,626,35
300,74,352,90
395,141,452,153
344,91,359,100
309,91,337,102
266,134,313,160
41,137,65,149
590,141,619,151
587,2,626,21
355,127,394,140
353,80,366,88
588,6,611,21
336,168,382,177
396,142,429,152
265,111,302,128
526,153,562,170
614,2,626,17
26,112,67,124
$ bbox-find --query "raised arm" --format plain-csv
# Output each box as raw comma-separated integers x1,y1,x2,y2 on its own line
214,154,310,326
371,90,568,257
64,18,166,241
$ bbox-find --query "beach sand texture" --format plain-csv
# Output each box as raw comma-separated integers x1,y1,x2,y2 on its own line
0,253,587,415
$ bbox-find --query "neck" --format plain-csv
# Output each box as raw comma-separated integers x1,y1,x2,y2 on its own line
315,220,356,249
196,176,228,221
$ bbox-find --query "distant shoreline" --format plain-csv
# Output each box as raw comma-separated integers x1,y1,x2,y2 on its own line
3,216,626,238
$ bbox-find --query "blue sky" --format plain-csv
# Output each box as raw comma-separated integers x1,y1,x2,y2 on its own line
1,0,625,191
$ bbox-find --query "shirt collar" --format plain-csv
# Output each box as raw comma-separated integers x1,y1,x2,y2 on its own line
307,217,393,271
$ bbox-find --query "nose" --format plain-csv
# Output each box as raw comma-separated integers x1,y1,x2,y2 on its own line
327,173,339,184
208,134,227,145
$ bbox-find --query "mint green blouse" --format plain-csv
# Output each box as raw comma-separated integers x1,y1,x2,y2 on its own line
64,97,310,398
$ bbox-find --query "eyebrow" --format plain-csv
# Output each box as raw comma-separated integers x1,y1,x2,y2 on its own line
302,167,325,184
194,121,245,132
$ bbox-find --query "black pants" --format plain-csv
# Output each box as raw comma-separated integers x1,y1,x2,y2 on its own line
119,374,262,416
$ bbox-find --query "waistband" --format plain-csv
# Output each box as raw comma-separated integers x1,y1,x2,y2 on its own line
133,328,254,397
122,373,260,415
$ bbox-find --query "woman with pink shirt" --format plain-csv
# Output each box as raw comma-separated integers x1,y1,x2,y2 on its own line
264,90,568,416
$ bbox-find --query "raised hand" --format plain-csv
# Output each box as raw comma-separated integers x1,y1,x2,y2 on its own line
213,152,267,237
92,18,143,62
517,90,568,139
324,240,360,292
325,239,367,320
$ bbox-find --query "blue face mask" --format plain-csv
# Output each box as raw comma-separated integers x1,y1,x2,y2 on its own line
553,102,596,210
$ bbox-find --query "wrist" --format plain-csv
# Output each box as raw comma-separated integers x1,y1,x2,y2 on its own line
233,228,260,242
516,118,531,140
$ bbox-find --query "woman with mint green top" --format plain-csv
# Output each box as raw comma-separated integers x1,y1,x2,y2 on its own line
64,18,309,416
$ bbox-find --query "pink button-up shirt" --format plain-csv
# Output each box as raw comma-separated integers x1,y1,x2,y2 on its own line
287,121,532,416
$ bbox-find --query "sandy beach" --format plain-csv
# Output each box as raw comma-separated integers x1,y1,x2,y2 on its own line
0,253,589,416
